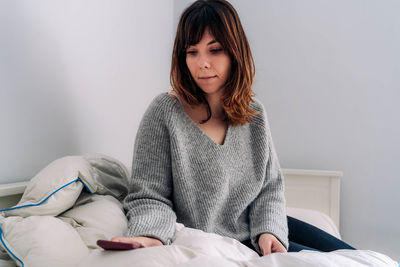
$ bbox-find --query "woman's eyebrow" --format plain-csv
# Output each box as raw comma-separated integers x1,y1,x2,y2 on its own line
187,40,218,48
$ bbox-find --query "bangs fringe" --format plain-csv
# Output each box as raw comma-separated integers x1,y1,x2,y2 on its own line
171,0,259,126
183,5,223,49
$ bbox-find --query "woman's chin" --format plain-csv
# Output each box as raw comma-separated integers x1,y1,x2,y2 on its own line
200,87,225,96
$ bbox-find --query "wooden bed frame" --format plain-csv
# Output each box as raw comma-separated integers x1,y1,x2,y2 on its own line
282,168,342,229
0,168,342,229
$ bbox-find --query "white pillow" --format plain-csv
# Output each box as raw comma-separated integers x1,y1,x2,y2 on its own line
0,216,89,267
286,207,341,239
59,193,128,250
1,154,129,218
2,156,91,217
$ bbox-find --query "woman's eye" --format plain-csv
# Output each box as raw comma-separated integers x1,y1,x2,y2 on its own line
211,48,223,54
186,48,223,55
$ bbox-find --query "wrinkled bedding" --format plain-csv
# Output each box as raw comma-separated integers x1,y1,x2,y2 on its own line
0,154,398,267
0,154,129,267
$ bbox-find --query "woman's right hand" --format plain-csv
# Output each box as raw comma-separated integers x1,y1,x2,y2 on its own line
111,236,163,248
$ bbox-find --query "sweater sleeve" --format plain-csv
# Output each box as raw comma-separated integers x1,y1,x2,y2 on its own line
248,106,289,253
123,98,177,245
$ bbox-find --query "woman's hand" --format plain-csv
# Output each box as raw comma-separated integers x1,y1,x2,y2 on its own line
258,233,287,256
111,236,163,248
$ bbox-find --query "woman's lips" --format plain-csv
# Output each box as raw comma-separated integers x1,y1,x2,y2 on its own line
199,76,217,80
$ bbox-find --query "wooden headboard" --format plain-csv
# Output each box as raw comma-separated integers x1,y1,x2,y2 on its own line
282,168,342,229
0,168,342,229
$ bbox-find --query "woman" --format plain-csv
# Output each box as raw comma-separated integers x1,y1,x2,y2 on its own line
112,0,355,256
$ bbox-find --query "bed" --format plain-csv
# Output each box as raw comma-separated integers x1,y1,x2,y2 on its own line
0,155,397,267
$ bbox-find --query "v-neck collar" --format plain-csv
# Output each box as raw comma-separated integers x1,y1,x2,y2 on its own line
165,92,231,148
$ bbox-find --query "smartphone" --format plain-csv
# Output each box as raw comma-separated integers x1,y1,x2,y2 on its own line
97,240,141,250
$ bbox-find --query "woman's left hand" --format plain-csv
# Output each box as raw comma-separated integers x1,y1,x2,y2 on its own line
258,233,287,256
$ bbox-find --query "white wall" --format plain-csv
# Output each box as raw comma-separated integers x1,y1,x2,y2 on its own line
0,0,174,183
173,0,400,261
1,0,398,262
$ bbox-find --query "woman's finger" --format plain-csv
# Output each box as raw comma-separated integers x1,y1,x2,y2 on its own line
261,242,272,255
272,239,287,253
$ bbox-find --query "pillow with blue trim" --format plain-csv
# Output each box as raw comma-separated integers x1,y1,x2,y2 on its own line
0,216,89,266
2,156,93,217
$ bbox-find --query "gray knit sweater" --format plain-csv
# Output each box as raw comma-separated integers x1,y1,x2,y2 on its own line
123,92,288,253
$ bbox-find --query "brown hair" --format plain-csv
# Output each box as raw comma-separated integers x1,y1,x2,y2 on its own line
170,0,259,126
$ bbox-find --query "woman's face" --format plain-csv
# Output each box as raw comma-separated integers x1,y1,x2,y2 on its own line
185,29,231,96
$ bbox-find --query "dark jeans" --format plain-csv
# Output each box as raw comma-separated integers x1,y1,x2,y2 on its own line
241,216,356,254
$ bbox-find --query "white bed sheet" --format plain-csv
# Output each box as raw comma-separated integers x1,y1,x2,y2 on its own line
79,223,398,267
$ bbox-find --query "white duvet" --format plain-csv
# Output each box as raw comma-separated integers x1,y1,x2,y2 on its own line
80,223,398,267
0,155,398,267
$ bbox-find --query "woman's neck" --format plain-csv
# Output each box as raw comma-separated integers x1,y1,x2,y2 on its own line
204,91,225,119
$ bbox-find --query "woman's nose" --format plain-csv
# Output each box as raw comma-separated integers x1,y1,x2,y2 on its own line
197,55,211,69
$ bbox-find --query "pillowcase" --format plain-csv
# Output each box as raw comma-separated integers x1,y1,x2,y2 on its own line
0,216,89,267
58,193,128,249
1,153,129,218
2,156,91,217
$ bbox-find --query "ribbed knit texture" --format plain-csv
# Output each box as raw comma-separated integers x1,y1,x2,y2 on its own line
124,92,288,253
